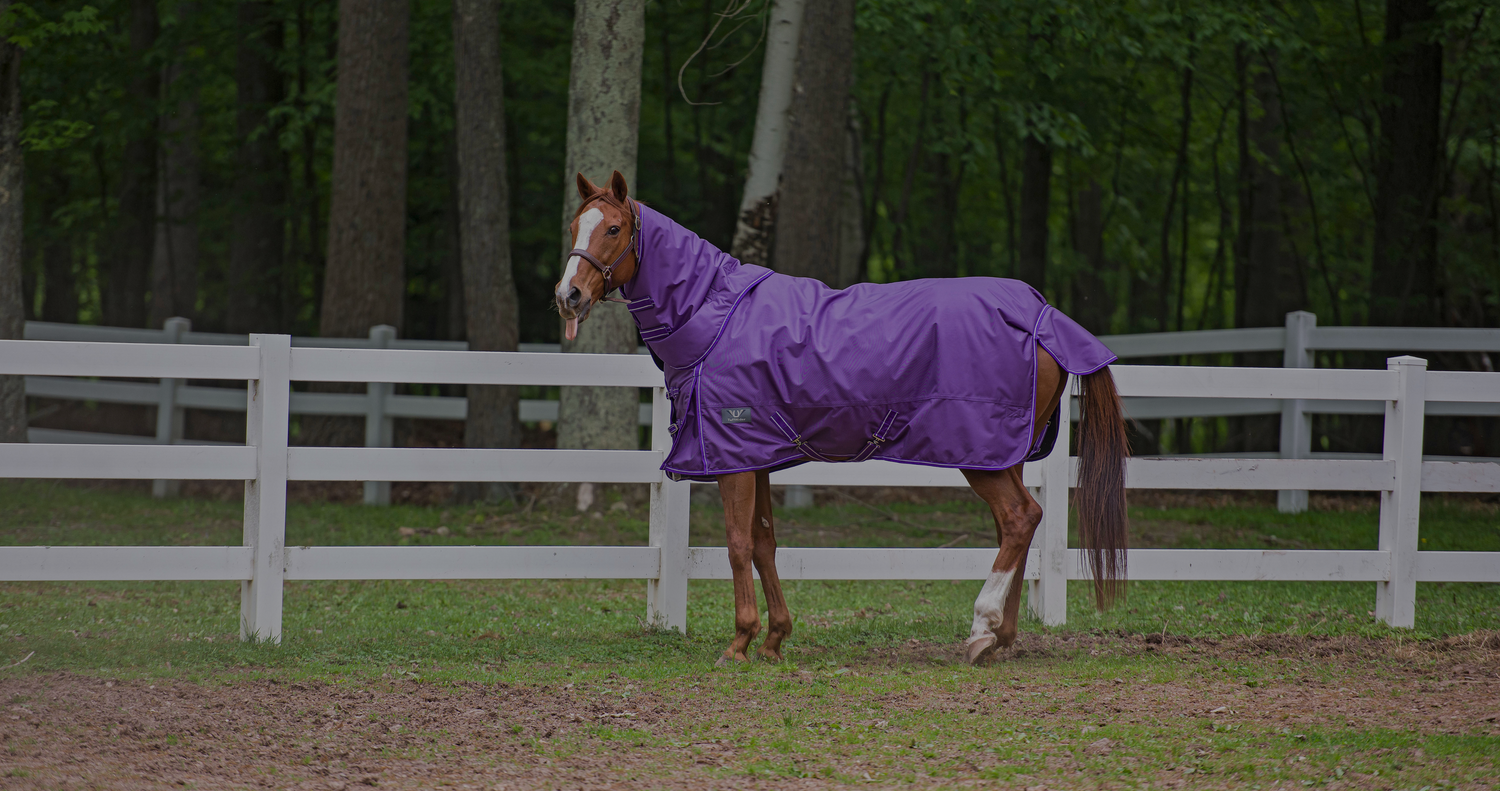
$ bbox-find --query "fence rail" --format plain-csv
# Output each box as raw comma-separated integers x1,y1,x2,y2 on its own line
19,313,1500,508
2,336,1497,643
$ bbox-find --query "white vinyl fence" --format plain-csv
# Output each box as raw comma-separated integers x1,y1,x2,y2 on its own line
1,336,1496,641
1099,311,1500,513
23,313,1500,511
21,319,652,504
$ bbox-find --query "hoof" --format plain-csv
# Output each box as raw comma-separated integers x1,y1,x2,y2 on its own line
964,633,998,665
756,646,783,663
715,651,750,667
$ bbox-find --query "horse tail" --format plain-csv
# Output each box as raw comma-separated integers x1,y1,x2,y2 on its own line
1076,365,1129,609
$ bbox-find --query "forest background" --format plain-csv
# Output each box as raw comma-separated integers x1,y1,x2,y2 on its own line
0,0,1495,468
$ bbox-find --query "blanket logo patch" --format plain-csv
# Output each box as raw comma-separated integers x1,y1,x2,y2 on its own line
720,407,753,424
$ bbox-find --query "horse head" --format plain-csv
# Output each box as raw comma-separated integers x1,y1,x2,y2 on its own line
554,170,640,341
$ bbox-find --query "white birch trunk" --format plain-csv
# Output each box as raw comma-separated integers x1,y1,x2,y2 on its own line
729,0,806,266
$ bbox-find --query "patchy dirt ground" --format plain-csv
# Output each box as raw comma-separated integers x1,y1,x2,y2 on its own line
2,633,1497,790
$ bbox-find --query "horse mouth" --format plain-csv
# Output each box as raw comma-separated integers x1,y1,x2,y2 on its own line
559,299,593,341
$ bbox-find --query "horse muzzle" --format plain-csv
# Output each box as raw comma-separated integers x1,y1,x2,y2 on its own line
557,293,593,341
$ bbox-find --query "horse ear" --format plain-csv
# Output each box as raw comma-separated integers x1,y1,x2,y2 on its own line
608,170,629,203
576,172,598,202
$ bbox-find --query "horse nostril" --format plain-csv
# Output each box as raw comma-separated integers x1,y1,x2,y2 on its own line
566,287,582,307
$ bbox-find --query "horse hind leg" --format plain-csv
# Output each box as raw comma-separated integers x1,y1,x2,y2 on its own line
961,343,1066,663
961,467,1043,664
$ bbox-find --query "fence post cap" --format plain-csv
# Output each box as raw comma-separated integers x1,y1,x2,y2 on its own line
1386,355,1428,368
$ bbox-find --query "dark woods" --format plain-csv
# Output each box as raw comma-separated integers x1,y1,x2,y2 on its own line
2,0,1497,456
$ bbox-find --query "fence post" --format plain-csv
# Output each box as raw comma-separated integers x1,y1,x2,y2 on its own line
152,317,191,498
647,385,691,632
783,485,814,509
1028,374,1073,626
363,325,396,505
1278,311,1315,513
242,334,291,643
1375,355,1426,628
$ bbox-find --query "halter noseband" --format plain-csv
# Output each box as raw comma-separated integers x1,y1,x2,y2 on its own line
565,193,639,301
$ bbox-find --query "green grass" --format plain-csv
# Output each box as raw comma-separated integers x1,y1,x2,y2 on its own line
1,481,1496,787
1,480,1496,679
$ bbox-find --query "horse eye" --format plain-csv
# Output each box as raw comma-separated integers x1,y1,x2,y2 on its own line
607,226,620,236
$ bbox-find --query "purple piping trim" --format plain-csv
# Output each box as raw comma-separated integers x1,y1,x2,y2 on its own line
662,452,1039,479
676,269,775,370
693,363,708,478
1017,306,1048,467
1033,304,1119,376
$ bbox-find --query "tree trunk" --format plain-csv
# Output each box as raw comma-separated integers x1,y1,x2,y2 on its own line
227,0,287,334
42,177,78,324
1017,134,1051,292
889,70,932,273
1070,178,1112,334
1232,49,1296,452
1235,53,1294,331
1370,0,1442,326
555,0,644,454
320,0,410,340
104,0,159,328
297,0,324,334
150,42,201,328
1159,62,1192,334
0,8,23,443
836,97,864,287
770,0,852,284
441,134,465,343
730,0,805,267
454,0,522,503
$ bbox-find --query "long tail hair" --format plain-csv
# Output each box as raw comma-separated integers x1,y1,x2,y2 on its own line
1075,366,1129,608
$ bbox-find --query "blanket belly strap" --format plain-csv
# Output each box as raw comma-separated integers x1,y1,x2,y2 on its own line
770,409,901,463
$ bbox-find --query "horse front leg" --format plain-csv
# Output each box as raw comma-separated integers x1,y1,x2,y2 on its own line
751,469,792,661
961,467,1043,664
716,471,760,663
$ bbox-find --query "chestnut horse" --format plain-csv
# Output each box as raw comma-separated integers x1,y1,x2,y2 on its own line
556,171,1128,665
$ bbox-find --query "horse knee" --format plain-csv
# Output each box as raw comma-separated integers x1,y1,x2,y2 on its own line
1016,496,1043,529
1000,499,1043,544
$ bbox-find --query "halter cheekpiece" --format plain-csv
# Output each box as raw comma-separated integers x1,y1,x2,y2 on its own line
566,192,639,303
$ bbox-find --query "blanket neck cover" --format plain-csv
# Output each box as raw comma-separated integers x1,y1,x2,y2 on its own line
620,203,1118,482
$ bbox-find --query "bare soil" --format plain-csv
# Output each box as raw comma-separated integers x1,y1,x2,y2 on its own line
3,634,1496,790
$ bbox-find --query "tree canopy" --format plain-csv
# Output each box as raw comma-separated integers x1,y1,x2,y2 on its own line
10,0,1497,342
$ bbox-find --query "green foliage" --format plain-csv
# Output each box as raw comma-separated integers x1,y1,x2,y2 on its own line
11,0,1500,357
0,3,104,49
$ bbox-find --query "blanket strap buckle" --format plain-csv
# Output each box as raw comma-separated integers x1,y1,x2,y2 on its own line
772,410,900,464
850,410,900,462
769,413,837,463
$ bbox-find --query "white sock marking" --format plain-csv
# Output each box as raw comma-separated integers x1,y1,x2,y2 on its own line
970,569,1015,639
557,208,604,301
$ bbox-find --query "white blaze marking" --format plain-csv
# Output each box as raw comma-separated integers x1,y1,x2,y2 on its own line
969,568,1015,638
557,208,605,300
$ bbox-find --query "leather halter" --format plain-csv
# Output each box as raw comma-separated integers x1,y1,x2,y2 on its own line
565,193,639,301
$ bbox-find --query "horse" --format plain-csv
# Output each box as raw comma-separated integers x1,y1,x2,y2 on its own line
555,170,1128,665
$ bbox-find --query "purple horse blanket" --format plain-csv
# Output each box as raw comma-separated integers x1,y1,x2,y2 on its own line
621,205,1117,482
